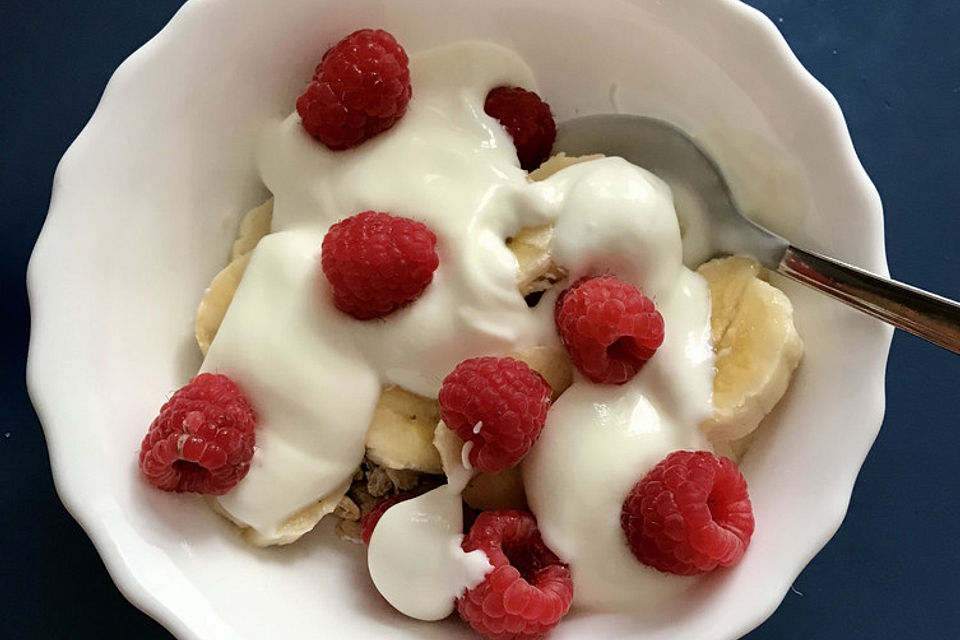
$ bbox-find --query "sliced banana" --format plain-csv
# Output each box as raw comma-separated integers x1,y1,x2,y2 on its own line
698,255,761,344
426,345,569,510
434,422,528,512
208,479,350,547
698,256,804,443
195,252,251,357
506,225,567,296
363,343,570,479
506,154,602,295
231,198,273,260
194,199,274,355
527,152,604,181
509,345,573,401
365,386,444,474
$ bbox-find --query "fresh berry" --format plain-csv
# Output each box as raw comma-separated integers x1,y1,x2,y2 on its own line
554,275,664,384
320,211,439,319
620,450,754,576
439,357,552,473
360,493,414,545
139,373,256,495
484,86,556,171
457,510,573,640
296,29,412,150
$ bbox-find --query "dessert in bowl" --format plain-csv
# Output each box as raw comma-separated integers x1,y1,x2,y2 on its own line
27,0,890,639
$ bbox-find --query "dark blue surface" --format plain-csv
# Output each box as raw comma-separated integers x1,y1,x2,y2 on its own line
2,1,958,638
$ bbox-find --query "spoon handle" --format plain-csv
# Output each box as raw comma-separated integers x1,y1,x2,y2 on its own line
778,245,960,354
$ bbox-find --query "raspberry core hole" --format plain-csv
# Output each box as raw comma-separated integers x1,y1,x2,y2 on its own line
501,539,543,582
172,460,207,479
707,494,724,522
607,336,638,363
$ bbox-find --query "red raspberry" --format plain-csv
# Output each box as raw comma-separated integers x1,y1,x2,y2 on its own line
620,450,754,576
138,373,256,495
360,493,414,545
320,211,439,319
457,510,573,640
296,29,412,150
484,86,556,171
554,276,664,385
439,357,552,473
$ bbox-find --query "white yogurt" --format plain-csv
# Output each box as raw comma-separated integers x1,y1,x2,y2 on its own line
523,270,714,611
203,230,381,535
207,42,552,536
367,457,488,621
203,40,715,617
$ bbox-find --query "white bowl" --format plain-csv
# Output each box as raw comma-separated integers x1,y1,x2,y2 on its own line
27,0,891,638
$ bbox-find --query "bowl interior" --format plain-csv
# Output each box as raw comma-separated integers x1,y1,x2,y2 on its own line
28,0,890,638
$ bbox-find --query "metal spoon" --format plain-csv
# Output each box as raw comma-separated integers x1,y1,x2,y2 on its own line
555,114,960,354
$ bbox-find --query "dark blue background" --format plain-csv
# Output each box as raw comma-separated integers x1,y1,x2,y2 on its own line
2,1,958,637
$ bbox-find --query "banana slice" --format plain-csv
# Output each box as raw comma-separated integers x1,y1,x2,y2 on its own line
230,198,273,260
365,386,444,474
195,252,251,356
508,345,573,401
194,199,274,355
698,255,761,344
527,152,604,181
428,345,570,509
506,225,566,296
506,154,602,295
364,343,571,478
698,256,804,443
433,423,528,511
208,479,350,547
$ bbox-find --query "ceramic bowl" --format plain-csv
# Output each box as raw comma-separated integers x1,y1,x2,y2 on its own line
27,0,890,638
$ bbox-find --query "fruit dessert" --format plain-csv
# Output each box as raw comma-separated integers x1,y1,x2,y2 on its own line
137,28,803,639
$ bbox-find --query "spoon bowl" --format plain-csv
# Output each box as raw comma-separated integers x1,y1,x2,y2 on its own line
556,114,960,354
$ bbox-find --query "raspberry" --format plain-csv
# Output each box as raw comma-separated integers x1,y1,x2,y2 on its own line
457,510,573,640
320,211,439,319
138,373,256,495
296,29,412,150
554,276,665,384
360,493,414,545
620,450,754,576
484,86,556,171
438,357,552,473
